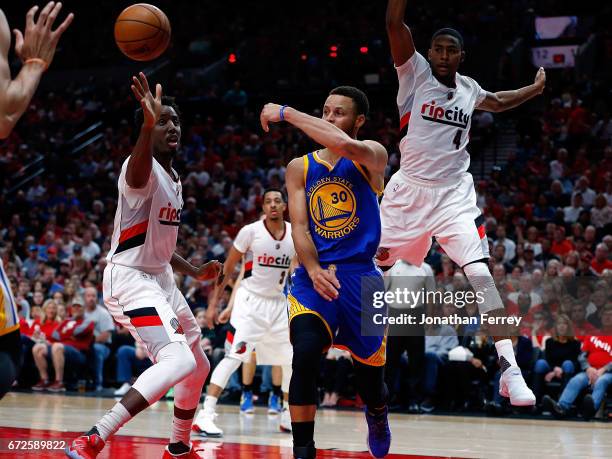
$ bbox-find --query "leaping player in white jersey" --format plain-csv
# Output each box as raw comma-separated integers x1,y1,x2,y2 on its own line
66,73,221,459
379,0,547,406
193,189,296,436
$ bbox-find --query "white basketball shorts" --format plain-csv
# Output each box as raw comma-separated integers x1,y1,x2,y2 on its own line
378,171,489,268
227,286,292,365
103,263,200,362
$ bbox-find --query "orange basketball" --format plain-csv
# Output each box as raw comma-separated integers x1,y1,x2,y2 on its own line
114,4,171,61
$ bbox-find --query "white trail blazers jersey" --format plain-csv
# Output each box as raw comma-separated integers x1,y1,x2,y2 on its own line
233,220,295,298
396,52,487,181
106,157,183,273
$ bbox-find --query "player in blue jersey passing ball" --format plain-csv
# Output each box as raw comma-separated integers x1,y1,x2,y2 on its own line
261,87,391,458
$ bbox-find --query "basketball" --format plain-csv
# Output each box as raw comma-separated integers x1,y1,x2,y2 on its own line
114,4,171,61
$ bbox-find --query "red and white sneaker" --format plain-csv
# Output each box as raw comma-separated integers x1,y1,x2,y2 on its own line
65,433,105,459
32,379,50,391
499,366,536,406
48,381,66,392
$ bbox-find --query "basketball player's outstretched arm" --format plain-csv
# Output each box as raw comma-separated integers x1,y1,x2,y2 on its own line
260,104,387,178
478,67,546,112
0,3,73,138
386,0,415,67
126,72,162,188
285,158,340,302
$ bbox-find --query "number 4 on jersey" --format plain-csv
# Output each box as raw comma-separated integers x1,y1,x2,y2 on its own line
452,129,463,150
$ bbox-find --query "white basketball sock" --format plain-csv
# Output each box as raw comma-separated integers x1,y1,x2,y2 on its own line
95,402,131,441
495,339,518,369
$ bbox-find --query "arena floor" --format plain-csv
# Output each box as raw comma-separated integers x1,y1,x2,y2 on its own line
0,393,610,458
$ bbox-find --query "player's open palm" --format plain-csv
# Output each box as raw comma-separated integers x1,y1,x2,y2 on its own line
131,72,162,128
13,2,74,68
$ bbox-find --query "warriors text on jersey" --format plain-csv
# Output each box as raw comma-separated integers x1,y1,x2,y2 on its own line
106,157,183,273
396,51,486,181
304,151,382,264
0,259,19,336
233,219,296,297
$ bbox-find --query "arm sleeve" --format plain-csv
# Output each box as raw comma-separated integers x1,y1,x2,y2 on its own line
396,52,431,122
232,224,253,254
118,158,158,209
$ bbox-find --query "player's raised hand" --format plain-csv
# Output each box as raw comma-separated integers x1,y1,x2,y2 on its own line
13,2,74,70
260,103,285,132
131,72,162,128
195,260,223,281
310,265,340,302
534,67,546,94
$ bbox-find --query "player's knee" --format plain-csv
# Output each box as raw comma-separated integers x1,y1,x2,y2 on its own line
462,261,504,313
159,341,196,381
292,334,323,372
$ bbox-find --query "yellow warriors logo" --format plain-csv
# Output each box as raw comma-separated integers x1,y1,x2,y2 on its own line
309,179,360,239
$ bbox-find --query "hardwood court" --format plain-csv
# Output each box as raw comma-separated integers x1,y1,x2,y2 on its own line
0,392,610,458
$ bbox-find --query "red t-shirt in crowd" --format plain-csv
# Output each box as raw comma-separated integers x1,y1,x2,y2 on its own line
33,318,60,339
591,259,612,275
50,317,94,351
582,336,612,369
551,239,575,257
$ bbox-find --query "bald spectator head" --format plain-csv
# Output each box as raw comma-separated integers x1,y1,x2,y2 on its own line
84,287,98,311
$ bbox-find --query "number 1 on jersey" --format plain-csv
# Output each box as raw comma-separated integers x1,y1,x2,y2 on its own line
452,129,462,150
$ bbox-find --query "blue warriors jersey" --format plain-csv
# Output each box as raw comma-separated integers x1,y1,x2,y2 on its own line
304,151,382,264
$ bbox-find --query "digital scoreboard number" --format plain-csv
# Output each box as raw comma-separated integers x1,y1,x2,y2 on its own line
531,45,579,69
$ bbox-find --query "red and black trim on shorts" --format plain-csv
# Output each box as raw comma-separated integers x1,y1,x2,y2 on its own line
243,261,253,279
115,220,148,254
475,214,485,239
124,307,162,327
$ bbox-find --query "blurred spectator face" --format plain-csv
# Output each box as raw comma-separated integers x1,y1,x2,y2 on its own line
194,309,206,328
561,267,575,278
44,231,54,245
511,266,523,279
554,227,565,242
493,244,505,261
603,235,612,251
532,269,543,285
565,251,579,268
31,305,42,319
594,194,606,209
496,226,506,239
82,231,92,245
517,292,531,310
542,239,552,252
52,291,64,304
18,281,30,296
442,301,455,316
570,303,585,322
555,317,570,337
34,281,43,293
84,287,97,308
42,267,55,283
592,290,607,309
262,191,286,221
493,264,506,282
62,229,73,243
524,247,534,261
57,304,66,320
71,302,85,319
33,291,44,306
550,181,563,194
595,243,608,262
527,227,539,241
576,284,591,301
222,237,232,251
43,300,57,321
519,275,533,293
584,226,596,242
28,246,38,259
572,193,583,207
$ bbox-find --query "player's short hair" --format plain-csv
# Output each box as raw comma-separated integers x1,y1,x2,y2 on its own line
263,188,286,203
134,96,181,127
431,28,464,49
329,86,369,117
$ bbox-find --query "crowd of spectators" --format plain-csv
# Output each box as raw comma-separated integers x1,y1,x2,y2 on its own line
0,0,611,420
